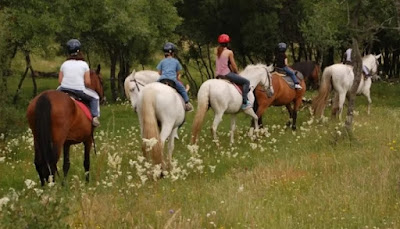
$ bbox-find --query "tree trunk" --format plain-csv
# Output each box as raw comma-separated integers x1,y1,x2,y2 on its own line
345,38,362,131
30,64,37,97
197,43,213,79
13,66,29,104
13,52,35,104
109,53,117,102
117,52,130,99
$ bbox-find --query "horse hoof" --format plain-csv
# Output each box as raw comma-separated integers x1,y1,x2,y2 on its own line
292,125,297,131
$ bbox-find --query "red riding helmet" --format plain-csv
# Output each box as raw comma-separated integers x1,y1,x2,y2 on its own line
218,34,230,44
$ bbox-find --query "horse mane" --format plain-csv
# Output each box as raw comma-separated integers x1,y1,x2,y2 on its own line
241,63,267,75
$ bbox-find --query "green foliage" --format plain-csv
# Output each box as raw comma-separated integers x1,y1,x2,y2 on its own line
300,0,347,51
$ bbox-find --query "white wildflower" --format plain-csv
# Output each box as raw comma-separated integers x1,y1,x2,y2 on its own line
209,165,216,173
152,164,162,181
0,197,10,211
249,143,258,150
24,179,36,189
107,153,122,170
238,185,244,192
34,188,43,197
187,144,199,154
142,138,158,152
0,157,5,163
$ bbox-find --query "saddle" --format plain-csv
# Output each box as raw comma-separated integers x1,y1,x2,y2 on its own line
273,67,304,89
159,78,177,90
216,75,244,95
59,89,92,121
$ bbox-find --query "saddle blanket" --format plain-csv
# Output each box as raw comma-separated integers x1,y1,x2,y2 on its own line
74,99,92,121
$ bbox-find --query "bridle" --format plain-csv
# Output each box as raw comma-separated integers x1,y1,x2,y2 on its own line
261,66,273,91
130,78,146,93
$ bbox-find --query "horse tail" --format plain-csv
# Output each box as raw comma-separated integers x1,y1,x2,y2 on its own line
34,94,56,174
312,63,321,85
124,70,135,99
312,66,333,117
191,83,210,144
140,88,163,165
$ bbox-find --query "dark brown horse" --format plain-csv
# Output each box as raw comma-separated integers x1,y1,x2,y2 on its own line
26,65,104,186
253,72,306,130
291,61,320,90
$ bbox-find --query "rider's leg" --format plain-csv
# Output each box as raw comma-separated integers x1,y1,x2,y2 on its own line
174,80,193,111
83,88,100,117
174,80,189,103
283,66,299,84
362,65,370,77
225,72,250,104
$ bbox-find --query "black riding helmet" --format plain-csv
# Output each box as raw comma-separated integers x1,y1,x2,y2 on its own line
163,42,176,54
67,39,81,54
277,42,287,52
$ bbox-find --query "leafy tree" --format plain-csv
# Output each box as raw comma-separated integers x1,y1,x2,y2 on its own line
57,0,181,101
2,0,60,103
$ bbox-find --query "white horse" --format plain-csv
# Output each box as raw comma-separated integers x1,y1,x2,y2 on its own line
312,54,381,119
191,64,274,144
124,69,159,111
136,82,185,170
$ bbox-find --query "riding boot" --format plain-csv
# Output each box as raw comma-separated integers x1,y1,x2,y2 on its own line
92,117,100,127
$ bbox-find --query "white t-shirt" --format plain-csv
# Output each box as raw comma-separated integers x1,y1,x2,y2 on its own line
60,60,90,90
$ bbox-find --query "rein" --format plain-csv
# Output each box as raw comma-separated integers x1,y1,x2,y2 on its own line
130,78,146,92
261,67,273,90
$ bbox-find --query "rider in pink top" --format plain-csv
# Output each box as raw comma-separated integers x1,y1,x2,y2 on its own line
215,34,251,110
215,55,230,76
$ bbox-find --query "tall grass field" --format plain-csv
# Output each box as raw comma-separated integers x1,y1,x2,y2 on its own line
1,62,400,228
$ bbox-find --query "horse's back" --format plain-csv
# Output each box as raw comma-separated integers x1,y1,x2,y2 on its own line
139,82,185,124
292,61,317,77
202,79,242,112
134,70,160,84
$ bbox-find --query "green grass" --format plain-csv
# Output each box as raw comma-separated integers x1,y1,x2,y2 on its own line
1,67,400,228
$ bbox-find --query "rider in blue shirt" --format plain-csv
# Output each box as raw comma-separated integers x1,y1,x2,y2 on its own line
157,42,193,112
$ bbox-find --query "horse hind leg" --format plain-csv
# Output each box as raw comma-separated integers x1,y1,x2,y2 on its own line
165,128,178,171
285,104,294,128
83,139,93,182
230,115,237,144
62,143,71,185
364,91,372,115
211,112,224,142
160,123,175,170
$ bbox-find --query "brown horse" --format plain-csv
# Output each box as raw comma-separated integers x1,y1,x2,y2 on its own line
291,61,320,90
26,65,104,186
253,72,306,130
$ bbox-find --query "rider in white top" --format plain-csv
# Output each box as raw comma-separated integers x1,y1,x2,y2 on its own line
58,39,100,127
343,48,370,77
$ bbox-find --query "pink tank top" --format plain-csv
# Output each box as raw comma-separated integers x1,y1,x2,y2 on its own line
215,55,230,76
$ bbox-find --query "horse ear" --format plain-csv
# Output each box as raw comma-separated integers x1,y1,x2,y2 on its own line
267,64,274,72
96,64,101,74
375,54,381,60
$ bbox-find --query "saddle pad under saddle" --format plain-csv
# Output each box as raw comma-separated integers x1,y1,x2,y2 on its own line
216,76,243,95
74,99,92,121
60,89,93,121
274,69,304,89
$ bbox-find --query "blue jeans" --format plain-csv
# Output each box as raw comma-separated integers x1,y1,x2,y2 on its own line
225,72,250,104
158,77,189,103
283,66,299,84
58,87,100,117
